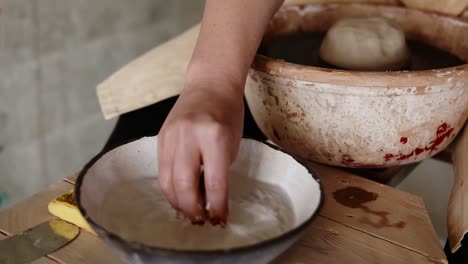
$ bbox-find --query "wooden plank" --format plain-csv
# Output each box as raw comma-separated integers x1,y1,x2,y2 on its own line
49,231,123,264
0,232,59,264
448,124,468,252
61,164,445,261
0,180,73,235
275,216,445,264
64,173,78,185
0,179,123,264
0,166,445,264
309,162,446,262
96,24,200,120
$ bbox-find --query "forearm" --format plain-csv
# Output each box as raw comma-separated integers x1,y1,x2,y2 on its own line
186,0,284,96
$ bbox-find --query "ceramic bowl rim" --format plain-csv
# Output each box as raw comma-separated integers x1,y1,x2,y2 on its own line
75,136,324,257
251,3,468,88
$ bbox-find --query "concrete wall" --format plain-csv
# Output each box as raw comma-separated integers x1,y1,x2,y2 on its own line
0,0,204,205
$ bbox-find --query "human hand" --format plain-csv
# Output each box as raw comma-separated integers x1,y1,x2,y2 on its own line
157,77,244,225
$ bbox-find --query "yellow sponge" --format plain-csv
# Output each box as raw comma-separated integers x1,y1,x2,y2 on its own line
48,189,97,236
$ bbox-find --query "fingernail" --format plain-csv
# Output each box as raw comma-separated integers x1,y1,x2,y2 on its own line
192,216,205,226
209,217,226,227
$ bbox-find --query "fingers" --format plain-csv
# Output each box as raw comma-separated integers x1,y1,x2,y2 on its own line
157,134,178,210
172,140,206,224
201,127,232,225
158,113,237,226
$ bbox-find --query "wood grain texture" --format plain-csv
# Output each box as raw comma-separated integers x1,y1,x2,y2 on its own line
0,180,73,235
64,173,78,184
275,216,445,264
448,124,468,252
309,162,447,262
0,166,447,263
0,180,123,264
50,231,123,264
62,165,445,263
31,258,59,264
0,231,59,264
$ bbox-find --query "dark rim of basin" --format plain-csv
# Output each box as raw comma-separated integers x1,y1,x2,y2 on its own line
252,3,468,87
75,136,324,257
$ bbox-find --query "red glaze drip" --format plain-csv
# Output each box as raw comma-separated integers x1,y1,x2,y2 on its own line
384,123,454,162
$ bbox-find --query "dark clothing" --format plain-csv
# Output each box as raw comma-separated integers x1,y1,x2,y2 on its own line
104,96,266,151
445,238,468,264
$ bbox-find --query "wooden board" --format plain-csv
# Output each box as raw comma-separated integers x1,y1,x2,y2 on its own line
64,173,78,185
0,168,448,263
0,231,59,264
0,180,73,235
308,162,446,262
448,124,468,252
0,180,123,264
275,216,442,264
50,231,123,264
55,168,446,262
96,24,200,120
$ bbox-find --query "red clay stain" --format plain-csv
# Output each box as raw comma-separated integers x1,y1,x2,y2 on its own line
360,206,407,229
426,123,454,152
384,153,394,162
341,154,386,168
341,154,355,163
384,123,454,162
400,137,408,144
396,151,414,161
414,147,424,155
333,187,377,208
333,187,405,229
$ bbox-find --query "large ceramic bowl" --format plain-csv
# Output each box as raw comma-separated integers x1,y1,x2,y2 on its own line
245,3,468,168
75,136,323,264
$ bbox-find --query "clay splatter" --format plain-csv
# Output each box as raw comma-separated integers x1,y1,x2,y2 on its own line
400,137,408,144
333,187,377,208
333,187,405,229
384,123,454,162
341,154,355,163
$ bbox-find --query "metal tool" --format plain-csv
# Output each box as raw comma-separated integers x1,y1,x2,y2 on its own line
0,219,79,264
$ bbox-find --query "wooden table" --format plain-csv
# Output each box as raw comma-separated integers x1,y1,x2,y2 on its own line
0,163,448,264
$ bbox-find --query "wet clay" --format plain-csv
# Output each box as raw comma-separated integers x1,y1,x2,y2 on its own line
333,187,406,229
259,32,465,71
